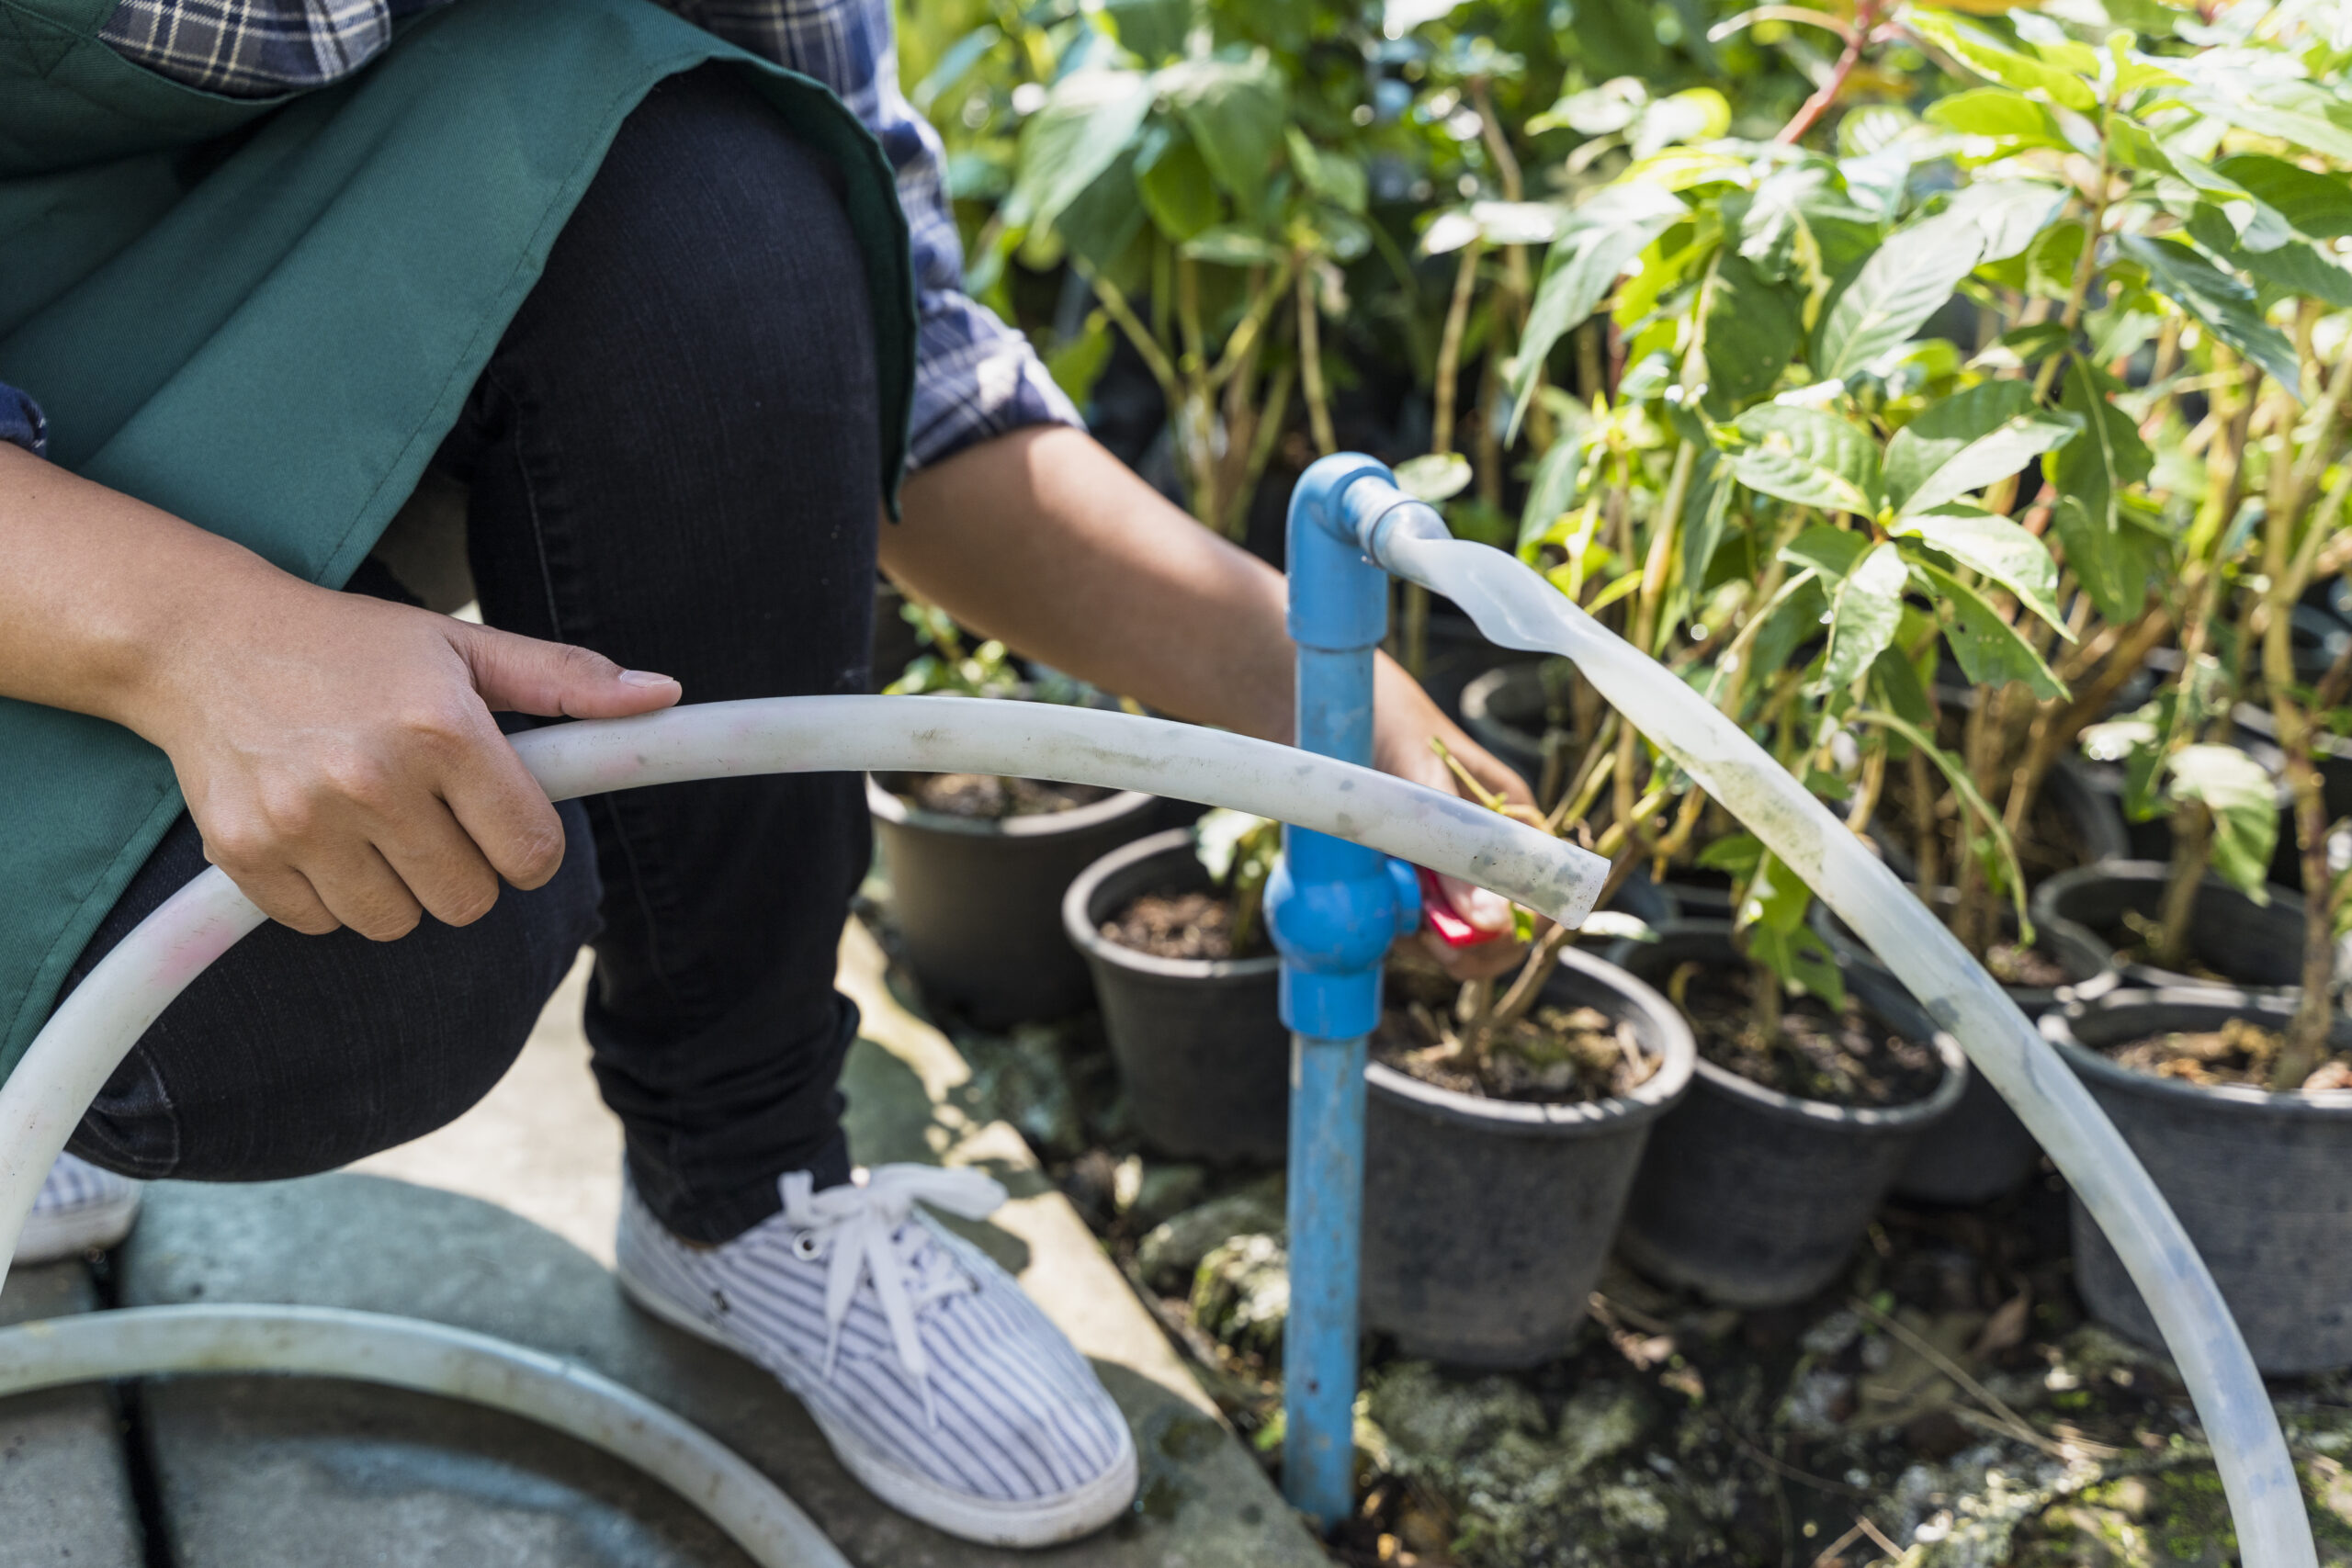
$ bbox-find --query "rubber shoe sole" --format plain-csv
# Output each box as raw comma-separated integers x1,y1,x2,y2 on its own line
15,1185,140,1266
616,1258,1137,1548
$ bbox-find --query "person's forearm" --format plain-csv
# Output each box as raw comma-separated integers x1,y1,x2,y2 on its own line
0,442,287,736
885,426,1298,740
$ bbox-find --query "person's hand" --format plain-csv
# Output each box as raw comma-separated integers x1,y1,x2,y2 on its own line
1371,654,1536,981
132,575,681,940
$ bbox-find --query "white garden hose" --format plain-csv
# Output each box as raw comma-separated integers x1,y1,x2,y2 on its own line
1354,500,2318,1568
0,1304,852,1568
0,694,1609,1561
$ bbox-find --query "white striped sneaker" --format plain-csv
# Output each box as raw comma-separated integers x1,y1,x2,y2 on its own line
616,1165,1137,1548
16,1153,141,1266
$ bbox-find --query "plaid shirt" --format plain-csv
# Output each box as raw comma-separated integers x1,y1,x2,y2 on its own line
0,0,1078,469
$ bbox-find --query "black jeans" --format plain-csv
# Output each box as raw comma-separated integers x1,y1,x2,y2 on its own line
59,67,879,1244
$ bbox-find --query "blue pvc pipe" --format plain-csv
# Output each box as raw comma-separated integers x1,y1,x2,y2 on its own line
1270,456,1420,1528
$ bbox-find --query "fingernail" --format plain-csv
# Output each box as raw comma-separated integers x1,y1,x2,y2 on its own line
618,670,678,687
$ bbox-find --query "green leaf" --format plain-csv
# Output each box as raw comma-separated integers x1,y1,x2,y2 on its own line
1102,0,1192,62
1812,208,1988,380
1507,186,1686,440
910,25,1002,114
2046,358,2154,624
1044,314,1114,405
1894,504,2065,632
1702,253,1804,407
1750,570,1828,680
1947,179,2069,265
1926,88,2072,150
1779,524,1870,581
1905,11,2098,112
1012,70,1154,234
1697,833,1763,875
2213,153,2352,241
1395,452,1473,502
1135,135,1219,242
1822,542,1908,693
1159,57,1284,212
1729,406,1883,516
1869,646,1936,730
1516,435,1586,553
1680,448,1734,592
1740,851,1841,1006
2187,206,2352,310
1884,380,2081,514
1919,563,2066,700
2166,744,2278,899
1053,152,1148,270
2119,234,2301,392
1284,127,1366,216
1180,225,1283,266
1630,87,1731,160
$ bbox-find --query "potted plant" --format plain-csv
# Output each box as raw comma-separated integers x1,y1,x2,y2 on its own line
870,604,1159,1025
1362,919,1696,1366
1063,811,1288,1162
2044,985,2352,1374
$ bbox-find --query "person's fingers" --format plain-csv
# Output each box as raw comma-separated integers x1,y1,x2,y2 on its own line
202,846,342,935
300,841,425,942
428,714,572,892
1420,929,1527,981
456,623,681,719
371,799,506,928
1436,872,1517,933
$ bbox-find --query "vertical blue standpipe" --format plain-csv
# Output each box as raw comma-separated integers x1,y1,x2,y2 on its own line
1268,456,1421,1529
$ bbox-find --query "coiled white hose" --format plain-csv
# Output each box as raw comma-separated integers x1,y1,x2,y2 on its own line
0,1303,851,1568
0,694,1609,1561
1362,506,2317,1568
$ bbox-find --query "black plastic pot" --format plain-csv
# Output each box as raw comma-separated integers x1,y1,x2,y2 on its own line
1063,830,1287,1163
2045,987,2352,1374
1362,948,1696,1367
1609,926,1968,1306
1419,612,1542,731
2030,861,2306,992
1812,895,2099,1203
1459,660,1579,787
869,774,1159,1027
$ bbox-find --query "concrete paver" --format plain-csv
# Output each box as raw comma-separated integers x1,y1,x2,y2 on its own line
117,919,1323,1568
0,1263,146,1567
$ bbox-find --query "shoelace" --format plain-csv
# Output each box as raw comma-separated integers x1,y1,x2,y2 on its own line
781,1164,1009,1425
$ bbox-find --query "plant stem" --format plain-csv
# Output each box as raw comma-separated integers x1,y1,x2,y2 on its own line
2154,804,2211,973
1432,243,1483,457
1772,0,1872,145
1295,269,1337,457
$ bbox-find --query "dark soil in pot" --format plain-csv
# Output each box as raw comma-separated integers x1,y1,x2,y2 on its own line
2045,987,2352,1374
1813,894,2099,1203
1360,947,1696,1366
1609,925,1966,1307
1064,830,1285,1163
2030,861,2306,991
871,772,1159,1028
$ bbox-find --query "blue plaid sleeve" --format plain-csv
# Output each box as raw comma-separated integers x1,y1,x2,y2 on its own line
0,383,46,457
665,0,1082,471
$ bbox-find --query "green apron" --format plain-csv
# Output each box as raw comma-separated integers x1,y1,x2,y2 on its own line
0,0,918,1080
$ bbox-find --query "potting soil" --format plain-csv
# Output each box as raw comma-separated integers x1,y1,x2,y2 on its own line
2106,1016,2352,1092
1102,889,1269,961
1678,969,1943,1108
1372,1000,1657,1104
905,772,1110,819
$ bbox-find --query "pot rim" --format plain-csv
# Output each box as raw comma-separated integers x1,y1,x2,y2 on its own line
1364,945,1698,1137
1610,921,1970,1132
1062,829,1283,980
866,772,1157,840
2041,985,2352,1118
2029,860,2305,992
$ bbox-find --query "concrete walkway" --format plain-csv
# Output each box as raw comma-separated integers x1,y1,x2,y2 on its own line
0,922,1321,1568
